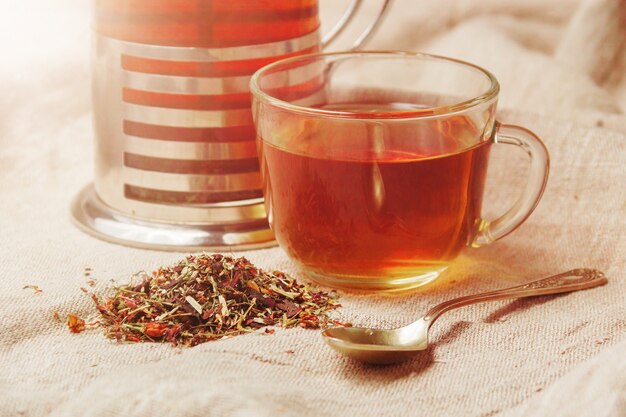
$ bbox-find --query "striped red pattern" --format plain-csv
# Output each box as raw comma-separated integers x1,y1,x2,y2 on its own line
97,2,324,205
123,121,257,143
122,88,251,111
120,46,320,77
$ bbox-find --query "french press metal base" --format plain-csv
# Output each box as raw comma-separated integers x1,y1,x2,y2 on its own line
71,185,276,252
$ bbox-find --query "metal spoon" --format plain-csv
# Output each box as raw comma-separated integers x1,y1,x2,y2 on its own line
322,269,607,365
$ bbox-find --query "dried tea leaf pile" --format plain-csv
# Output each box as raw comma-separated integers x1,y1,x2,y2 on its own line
91,254,341,346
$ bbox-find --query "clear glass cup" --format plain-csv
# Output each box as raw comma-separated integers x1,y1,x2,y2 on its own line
250,51,549,292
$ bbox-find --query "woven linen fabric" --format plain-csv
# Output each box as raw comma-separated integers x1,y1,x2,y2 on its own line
1,1,625,416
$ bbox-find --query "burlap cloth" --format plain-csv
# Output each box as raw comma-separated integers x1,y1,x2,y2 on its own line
1,1,624,416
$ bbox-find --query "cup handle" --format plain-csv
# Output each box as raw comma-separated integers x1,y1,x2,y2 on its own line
472,122,550,247
321,0,391,50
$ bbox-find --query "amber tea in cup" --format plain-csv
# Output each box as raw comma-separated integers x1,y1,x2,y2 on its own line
251,52,549,291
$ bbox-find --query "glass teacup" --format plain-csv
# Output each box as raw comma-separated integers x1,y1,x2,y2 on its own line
251,51,549,291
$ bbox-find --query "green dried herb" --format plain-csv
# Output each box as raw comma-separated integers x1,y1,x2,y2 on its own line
91,253,342,346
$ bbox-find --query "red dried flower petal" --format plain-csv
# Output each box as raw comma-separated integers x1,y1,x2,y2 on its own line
144,322,168,338
67,314,86,333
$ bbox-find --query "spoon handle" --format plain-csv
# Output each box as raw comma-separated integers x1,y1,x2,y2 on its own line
423,269,607,325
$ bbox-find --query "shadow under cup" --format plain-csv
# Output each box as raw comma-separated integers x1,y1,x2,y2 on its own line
251,52,549,292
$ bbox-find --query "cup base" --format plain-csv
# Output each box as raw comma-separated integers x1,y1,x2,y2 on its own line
300,266,447,293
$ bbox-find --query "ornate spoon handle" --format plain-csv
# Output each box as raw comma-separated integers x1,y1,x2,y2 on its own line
423,269,607,324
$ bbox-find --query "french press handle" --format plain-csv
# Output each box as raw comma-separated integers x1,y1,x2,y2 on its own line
322,0,392,50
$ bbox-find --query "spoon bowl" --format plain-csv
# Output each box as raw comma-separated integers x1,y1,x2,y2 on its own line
323,320,429,364
322,269,606,365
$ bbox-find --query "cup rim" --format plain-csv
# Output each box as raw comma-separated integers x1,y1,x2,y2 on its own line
250,50,500,120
